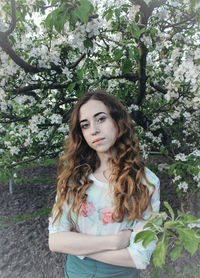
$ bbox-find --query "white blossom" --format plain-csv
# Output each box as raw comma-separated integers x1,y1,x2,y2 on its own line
178,181,188,192
128,104,139,112
24,136,33,147
9,146,20,156
175,153,187,161
164,117,174,125
188,219,200,229
49,114,63,124
172,140,181,147
173,174,182,182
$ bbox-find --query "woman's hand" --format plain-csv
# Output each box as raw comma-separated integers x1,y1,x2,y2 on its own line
114,230,132,250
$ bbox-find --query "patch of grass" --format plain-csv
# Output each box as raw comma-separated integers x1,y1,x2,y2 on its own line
0,177,56,185
16,158,57,170
0,159,57,183
0,207,52,230
15,177,56,184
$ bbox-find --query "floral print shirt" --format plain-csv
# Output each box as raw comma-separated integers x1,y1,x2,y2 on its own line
48,167,160,269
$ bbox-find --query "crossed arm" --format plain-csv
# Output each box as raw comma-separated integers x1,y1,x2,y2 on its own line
49,171,160,269
49,230,136,268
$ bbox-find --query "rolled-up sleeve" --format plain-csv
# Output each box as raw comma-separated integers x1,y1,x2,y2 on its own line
127,169,160,269
48,197,72,234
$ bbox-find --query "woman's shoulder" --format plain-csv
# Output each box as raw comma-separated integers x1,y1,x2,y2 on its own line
143,167,160,189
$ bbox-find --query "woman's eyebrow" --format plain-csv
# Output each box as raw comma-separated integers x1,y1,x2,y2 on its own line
94,112,107,118
80,112,107,123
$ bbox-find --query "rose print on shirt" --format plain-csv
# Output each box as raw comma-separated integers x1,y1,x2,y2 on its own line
80,201,96,217
100,207,115,224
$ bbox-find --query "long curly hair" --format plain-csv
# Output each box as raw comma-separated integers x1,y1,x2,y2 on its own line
52,90,154,224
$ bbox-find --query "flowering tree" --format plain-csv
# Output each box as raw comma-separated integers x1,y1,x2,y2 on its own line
0,0,200,186
0,0,200,266
1,0,199,194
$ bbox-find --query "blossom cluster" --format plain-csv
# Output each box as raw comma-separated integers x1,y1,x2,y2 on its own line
0,0,199,197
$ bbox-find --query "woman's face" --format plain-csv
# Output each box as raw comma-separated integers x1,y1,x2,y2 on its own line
79,99,118,156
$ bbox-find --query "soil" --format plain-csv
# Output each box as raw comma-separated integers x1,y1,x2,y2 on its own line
0,157,199,278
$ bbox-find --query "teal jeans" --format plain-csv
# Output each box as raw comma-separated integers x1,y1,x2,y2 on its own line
65,255,140,278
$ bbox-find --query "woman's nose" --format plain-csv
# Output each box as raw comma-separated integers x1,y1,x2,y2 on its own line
91,122,100,135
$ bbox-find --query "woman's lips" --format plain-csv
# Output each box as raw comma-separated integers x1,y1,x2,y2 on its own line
93,138,104,144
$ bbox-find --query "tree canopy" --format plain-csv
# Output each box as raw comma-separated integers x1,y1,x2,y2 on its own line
0,0,200,192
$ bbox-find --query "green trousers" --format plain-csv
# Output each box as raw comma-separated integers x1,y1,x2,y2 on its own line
65,255,140,278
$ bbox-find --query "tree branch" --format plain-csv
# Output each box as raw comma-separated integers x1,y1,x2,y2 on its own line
0,0,44,73
137,42,148,105
5,83,73,94
0,112,29,123
149,0,167,11
0,35,44,73
129,0,151,24
4,0,16,36
102,73,138,82
68,53,86,69
128,0,168,105
163,13,197,30
150,82,168,94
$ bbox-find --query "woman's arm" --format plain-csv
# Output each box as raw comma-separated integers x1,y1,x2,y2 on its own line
48,230,131,256
88,248,136,268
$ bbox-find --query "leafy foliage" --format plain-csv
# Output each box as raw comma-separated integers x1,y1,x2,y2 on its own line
134,202,200,267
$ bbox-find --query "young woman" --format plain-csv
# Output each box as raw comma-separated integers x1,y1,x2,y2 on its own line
48,90,160,278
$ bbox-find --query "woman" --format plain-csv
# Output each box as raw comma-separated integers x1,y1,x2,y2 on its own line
48,90,160,278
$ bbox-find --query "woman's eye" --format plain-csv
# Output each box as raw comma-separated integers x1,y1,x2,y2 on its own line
81,123,89,129
98,116,106,123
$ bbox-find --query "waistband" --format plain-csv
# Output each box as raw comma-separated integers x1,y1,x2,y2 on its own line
65,255,140,278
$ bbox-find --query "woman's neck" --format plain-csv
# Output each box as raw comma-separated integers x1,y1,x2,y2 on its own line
94,153,112,182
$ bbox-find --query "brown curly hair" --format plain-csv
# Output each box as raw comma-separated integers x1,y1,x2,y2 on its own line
52,90,154,224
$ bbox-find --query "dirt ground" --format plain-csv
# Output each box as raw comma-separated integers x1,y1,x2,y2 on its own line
0,158,199,278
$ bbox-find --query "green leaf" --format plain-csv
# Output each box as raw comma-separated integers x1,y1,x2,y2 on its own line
51,0,60,5
44,4,69,33
54,12,66,33
164,201,174,220
83,38,93,48
129,22,145,39
129,48,134,59
93,67,98,78
69,10,79,30
164,220,182,228
131,21,140,33
150,27,157,37
144,215,163,230
182,214,198,225
133,46,140,62
136,28,146,39
121,59,132,74
75,0,94,24
114,49,123,61
106,9,113,21
153,238,169,267
103,6,114,20
77,68,84,79
177,228,199,255
134,230,157,248
44,11,56,30
67,83,76,93
170,246,183,261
